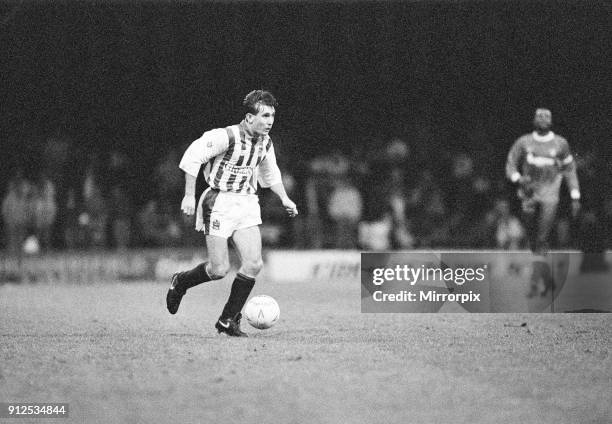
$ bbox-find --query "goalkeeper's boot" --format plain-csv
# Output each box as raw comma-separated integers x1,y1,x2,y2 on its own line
215,313,248,337
166,273,186,314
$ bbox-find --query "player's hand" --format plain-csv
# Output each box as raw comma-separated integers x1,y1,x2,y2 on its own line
515,175,533,197
282,197,298,218
181,195,196,216
571,199,581,218
517,175,531,186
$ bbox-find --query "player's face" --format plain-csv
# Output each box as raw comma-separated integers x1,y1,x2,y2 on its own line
248,104,275,136
533,109,552,132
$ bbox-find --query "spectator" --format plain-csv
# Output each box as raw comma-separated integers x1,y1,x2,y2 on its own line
136,199,182,247
305,150,351,248
32,174,57,251
327,176,363,249
154,148,183,215
385,137,411,166
387,168,416,249
81,165,108,248
136,200,163,247
108,185,132,250
63,188,82,249
407,169,450,247
358,142,398,248
2,172,34,256
358,215,393,250
42,130,72,247
444,152,481,246
487,198,525,250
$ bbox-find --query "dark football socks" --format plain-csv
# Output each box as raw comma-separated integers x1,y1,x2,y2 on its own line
523,211,538,252
176,262,213,291
220,273,256,320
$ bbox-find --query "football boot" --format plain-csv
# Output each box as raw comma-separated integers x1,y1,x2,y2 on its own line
166,273,186,314
215,313,248,337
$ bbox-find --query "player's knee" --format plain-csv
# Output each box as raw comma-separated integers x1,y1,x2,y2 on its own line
241,258,264,276
207,262,230,280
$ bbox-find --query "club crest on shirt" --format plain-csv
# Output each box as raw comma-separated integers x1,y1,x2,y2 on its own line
212,219,220,230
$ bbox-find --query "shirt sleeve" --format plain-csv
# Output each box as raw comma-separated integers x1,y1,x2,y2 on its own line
505,137,524,182
179,128,229,177
257,143,283,188
557,138,575,169
558,138,580,198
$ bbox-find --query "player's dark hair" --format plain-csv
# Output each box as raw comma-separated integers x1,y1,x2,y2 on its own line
243,90,277,115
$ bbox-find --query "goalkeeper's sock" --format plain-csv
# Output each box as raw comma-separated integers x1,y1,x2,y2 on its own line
220,273,255,320
522,211,538,252
176,262,214,291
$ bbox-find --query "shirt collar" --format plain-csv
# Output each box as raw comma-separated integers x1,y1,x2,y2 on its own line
239,120,266,143
532,131,554,142
239,120,255,139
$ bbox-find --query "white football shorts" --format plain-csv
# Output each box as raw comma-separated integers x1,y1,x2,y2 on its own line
195,188,262,238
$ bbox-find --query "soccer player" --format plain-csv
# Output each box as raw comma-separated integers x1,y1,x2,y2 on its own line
166,90,298,336
506,108,580,296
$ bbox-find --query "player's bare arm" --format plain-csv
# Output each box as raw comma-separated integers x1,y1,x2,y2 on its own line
270,182,298,218
181,173,197,216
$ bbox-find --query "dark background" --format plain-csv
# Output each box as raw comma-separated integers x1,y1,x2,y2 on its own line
2,1,610,159
1,0,611,247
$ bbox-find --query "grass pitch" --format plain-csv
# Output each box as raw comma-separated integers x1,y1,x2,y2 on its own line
1,272,611,424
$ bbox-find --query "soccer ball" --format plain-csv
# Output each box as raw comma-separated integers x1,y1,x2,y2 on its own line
244,295,280,329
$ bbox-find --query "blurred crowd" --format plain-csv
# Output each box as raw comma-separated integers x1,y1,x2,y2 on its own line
2,130,611,256
280,136,611,254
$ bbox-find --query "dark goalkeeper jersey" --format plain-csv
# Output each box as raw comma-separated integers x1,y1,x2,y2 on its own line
506,131,580,202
